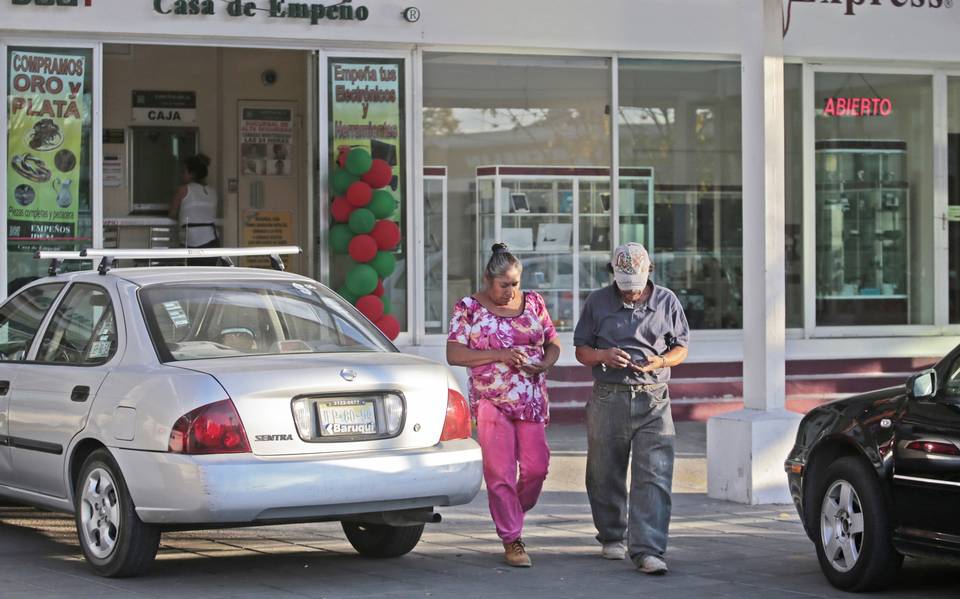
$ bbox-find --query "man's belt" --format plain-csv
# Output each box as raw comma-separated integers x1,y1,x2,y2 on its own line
597,381,666,392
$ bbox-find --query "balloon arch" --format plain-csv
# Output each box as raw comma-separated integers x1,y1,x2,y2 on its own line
330,147,401,340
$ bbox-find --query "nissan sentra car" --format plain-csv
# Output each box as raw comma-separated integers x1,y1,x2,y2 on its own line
785,351,960,591
0,247,482,577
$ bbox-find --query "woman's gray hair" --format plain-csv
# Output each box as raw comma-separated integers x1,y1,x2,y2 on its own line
484,243,522,280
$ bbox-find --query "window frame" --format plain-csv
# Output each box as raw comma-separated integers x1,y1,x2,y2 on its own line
30,282,119,368
0,282,66,362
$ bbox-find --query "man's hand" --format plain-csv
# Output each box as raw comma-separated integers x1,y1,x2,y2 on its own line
634,354,665,373
598,347,632,369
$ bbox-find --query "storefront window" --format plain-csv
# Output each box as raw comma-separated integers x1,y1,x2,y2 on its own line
814,73,933,326
618,60,743,329
947,78,960,323
423,53,611,333
327,57,406,337
785,64,804,329
6,47,93,295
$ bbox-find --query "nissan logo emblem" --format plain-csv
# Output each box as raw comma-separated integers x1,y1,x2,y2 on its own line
340,369,357,382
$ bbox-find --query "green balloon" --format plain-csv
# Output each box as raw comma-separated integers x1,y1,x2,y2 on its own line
345,148,373,176
369,190,398,219
346,264,378,296
330,224,353,254
370,251,397,278
337,286,359,304
348,208,376,234
380,294,392,315
332,168,357,195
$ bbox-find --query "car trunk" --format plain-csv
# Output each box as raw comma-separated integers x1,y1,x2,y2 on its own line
171,352,451,456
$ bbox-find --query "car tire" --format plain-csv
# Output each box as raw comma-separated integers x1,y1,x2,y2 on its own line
74,449,160,577
811,456,902,592
341,522,424,558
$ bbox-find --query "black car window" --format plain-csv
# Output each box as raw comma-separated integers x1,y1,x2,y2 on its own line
36,284,117,366
944,355,960,396
0,283,64,361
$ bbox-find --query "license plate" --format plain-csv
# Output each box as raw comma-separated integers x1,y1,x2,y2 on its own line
317,399,377,436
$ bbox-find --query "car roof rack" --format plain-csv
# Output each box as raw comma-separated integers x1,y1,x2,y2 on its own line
35,246,302,275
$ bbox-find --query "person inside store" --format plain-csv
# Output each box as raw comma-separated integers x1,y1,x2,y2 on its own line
573,242,689,575
446,243,561,568
169,153,219,263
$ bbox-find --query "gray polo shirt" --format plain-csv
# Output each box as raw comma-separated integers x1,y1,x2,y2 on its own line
573,283,690,385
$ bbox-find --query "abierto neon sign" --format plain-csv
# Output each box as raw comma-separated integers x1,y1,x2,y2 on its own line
823,96,893,117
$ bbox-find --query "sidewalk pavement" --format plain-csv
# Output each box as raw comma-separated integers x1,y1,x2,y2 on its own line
0,423,956,598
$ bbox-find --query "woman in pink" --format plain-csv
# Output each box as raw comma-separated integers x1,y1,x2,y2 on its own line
446,243,560,568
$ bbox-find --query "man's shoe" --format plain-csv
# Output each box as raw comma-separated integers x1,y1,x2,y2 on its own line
503,539,532,567
636,554,668,575
601,541,627,560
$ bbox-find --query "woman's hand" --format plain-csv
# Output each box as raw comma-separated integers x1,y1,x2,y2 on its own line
520,361,549,376
495,347,528,368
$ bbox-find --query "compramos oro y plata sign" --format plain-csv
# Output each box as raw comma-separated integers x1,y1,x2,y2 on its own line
152,0,370,25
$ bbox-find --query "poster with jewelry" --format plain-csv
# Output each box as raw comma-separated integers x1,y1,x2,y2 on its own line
7,50,84,245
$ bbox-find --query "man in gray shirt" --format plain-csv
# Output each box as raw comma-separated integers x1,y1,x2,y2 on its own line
573,242,689,575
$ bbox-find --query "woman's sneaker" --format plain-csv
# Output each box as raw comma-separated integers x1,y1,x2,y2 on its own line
601,541,627,560
503,539,532,567
636,554,668,575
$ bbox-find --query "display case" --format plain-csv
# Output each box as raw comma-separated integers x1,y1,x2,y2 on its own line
476,166,654,332
815,140,909,325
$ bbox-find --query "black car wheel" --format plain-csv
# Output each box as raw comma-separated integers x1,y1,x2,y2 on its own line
74,449,160,577
341,521,424,558
812,456,902,591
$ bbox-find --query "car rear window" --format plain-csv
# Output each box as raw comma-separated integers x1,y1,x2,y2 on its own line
140,280,394,362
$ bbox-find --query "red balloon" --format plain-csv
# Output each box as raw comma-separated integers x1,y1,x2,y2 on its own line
337,147,349,168
362,159,393,189
346,181,373,207
356,295,384,321
371,220,401,251
376,314,400,340
373,279,385,297
331,196,354,223
348,234,378,263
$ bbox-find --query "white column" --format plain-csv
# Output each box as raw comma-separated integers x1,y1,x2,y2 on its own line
707,0,801,505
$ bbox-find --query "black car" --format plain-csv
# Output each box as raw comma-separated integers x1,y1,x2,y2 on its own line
785,353,960,592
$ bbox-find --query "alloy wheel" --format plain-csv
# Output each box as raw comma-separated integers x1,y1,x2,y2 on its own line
79,467,122,559
820,478,865,573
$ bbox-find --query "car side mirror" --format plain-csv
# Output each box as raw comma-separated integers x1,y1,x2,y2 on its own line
907,369,937,400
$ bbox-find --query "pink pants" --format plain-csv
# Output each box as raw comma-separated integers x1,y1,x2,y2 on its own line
476,399,550,544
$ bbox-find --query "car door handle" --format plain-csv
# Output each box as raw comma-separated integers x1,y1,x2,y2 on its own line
70,385,90,403
0,380,9,396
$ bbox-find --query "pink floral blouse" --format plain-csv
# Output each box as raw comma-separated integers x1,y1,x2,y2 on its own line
447,292,558,423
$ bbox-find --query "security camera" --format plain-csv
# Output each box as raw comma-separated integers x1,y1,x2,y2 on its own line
261,69,278,86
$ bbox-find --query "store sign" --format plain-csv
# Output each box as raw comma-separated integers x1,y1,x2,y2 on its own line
152,0,370,25
7,50,85,244
823,96,893,117
241,209,294,268
10,0,91,6
131,90,197,125
784,0,953,35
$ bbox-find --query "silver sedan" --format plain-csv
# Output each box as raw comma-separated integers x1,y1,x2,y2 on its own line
0,253,481,577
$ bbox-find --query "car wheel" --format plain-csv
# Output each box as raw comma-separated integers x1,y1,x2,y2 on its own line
812,456,902,591
74,449,160,577
341,522,424,558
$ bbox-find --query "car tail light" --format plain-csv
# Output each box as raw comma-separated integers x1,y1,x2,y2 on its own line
440,389,471,441
906,440,960,456
169,399,251,454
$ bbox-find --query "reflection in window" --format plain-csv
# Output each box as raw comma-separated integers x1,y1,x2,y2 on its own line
423,53,612,333
619,60,743,329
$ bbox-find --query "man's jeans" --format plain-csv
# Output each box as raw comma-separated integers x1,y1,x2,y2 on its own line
585,381,675,559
